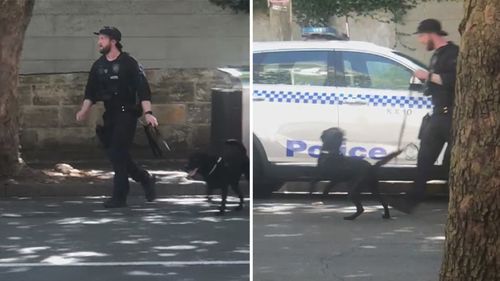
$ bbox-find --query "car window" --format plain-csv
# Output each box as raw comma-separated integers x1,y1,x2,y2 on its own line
254,51,333,86
341,52,412,90
393,51,428,69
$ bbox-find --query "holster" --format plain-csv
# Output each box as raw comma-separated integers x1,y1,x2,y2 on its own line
418,113,431,140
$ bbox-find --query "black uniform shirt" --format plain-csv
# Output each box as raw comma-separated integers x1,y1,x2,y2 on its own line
84,52,151,112
426,42,459,109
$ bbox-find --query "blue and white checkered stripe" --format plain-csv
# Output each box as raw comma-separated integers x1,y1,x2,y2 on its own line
253,90,433,109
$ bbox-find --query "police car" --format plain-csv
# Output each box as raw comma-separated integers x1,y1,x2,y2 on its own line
253,27,447,197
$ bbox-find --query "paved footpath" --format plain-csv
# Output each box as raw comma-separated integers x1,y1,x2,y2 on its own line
254,197,448,281
0,196,249,281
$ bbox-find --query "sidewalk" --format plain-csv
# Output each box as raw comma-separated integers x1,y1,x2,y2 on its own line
1,165,249,198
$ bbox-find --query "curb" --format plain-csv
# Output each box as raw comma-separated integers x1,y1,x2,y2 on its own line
1,181,249,198
1,180,445,198
280,181,449,196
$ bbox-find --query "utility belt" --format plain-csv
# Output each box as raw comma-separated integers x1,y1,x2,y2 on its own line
105,104,142,116
433,106,452,115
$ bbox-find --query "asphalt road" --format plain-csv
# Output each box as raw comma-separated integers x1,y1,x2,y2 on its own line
0,196,249,281
254,196,448,281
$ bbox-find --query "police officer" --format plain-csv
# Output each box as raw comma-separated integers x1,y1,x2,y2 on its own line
76,26,159,208
393,19,459,213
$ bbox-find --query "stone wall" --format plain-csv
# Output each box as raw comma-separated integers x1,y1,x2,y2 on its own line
18,69,235,162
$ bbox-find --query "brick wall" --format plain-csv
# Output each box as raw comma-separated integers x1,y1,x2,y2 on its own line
18,69,235,162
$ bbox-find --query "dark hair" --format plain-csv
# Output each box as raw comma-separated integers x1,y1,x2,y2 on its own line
116,41,123,51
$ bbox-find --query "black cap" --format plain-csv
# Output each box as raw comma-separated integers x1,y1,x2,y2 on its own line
93,26,122,41
414,19,448,36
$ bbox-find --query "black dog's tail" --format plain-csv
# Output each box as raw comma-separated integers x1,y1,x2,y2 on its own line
242,156,250,181
223,139,249,180
225,139,247,155
373,150,403,168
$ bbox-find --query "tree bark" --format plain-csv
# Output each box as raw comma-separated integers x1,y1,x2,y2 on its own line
0,0,35,178
439,0,500,280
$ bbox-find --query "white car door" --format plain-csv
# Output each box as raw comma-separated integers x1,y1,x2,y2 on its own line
253,50,340,164
335,51,433,166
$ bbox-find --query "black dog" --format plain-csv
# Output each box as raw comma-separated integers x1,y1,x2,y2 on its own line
310,128,402,220
185,140,249,214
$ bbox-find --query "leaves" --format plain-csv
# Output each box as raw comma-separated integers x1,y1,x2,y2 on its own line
209,0,250,13
254,0,452,26
293,0,422,26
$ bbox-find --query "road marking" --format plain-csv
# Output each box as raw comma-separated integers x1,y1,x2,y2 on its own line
0,260,249,268
264,233,303,238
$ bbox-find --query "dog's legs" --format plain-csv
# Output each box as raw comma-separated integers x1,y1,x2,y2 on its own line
230,182,245,211
372,181,391,219
219,185,228,215
323,181,336,195
206,187,213,202
309,180,320,195
344,195,364,220
344,182,364,220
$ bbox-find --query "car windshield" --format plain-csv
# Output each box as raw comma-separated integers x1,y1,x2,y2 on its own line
218,66,250,86
392,51,428,70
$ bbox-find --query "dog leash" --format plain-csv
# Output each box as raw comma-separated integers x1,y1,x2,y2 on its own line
208,157,223,176
397,76,419,151
397,109,408,151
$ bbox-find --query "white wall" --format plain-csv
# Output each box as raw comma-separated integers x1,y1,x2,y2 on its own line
253,0,464,64
20,0,250,74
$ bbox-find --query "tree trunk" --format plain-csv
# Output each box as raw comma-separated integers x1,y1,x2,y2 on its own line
269,2,292,40
439,0,500,280
0,0,35,178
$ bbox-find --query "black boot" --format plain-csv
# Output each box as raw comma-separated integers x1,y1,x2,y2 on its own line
386,195,417,214
142,174,157,202
103,198,127,208
235,197,244,211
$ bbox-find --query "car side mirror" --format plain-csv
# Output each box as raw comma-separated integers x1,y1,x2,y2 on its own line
409,76,424,92
409,83,424,92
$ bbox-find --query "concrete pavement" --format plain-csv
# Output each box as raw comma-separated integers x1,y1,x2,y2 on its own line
0,196,249,281
1,169,249,198
254,196,448,281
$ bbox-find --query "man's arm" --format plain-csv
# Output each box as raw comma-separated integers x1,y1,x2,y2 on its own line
76,65,98,121
429,73,443,85
141,100,152,112
432,46,459,89
414,45,459,88
134,61,158,127
415,70,443,85
76,99,94,121
415,56,457,87
141,97,158,127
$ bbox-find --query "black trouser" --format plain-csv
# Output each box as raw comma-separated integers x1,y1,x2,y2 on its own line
100,111,148,202
410,112,452,202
